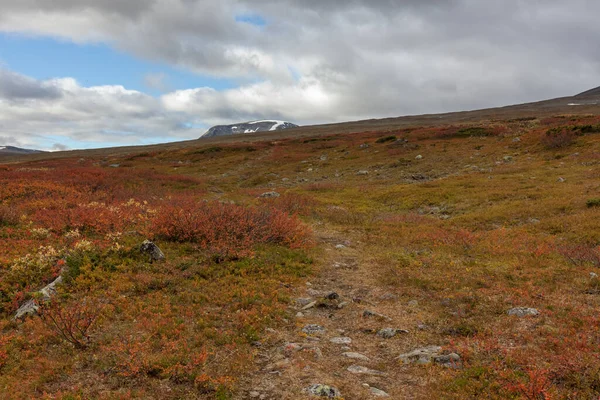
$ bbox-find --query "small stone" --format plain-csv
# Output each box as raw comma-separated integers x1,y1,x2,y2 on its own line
337,302,348,309
512,137,521,142
335,244,346,249
297,298,313,306
249,391,261,398
503,156,513,161
370,387,390,397
377,328,408,338
415,155,423,160
408,300,419,307
359,143,369,149
347,365,386,376
260,191,280,198
558,177,565,182
325,292,339,300
342,352,370,361
363,310,392,321
507,307,539,317
304,384,342,398
302,324,326,335
330,337,352,345
591,272,598,279
356,170,369,175
397,345,442,365
296,312,304,318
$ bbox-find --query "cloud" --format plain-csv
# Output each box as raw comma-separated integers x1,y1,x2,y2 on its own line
1,0,600,148
143,72,170,93
0,69,62,100
0,70,204,150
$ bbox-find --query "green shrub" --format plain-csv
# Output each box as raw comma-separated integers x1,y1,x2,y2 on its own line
586,199,600,208
376,135,397,143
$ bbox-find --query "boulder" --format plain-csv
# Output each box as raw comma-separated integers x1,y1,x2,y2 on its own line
140,240,165,262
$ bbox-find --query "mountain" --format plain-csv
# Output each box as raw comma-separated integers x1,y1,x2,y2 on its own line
201,120,299,138
0,146,44,156
575,86,600,98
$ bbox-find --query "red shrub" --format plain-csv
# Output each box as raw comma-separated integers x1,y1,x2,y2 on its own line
151,200,313,259
541,127,577,149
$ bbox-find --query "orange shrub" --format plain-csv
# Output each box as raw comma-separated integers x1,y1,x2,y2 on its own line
151,200,313,259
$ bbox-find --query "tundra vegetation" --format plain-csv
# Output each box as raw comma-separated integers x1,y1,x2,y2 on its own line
1,113,600,399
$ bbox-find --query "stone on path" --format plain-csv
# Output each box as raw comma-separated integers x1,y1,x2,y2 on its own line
347,365,386,376
302,324,326,335
507,307,539,317
342,352,370,361
377,328,409,338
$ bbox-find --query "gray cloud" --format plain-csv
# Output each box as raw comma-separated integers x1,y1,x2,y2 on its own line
0,69,62,100
0,0,600,148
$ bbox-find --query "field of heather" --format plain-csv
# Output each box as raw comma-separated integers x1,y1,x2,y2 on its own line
2,114,600,399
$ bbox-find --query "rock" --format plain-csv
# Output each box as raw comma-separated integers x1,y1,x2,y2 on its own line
297,297,314,306
325,292,339,300
363,310,392,321
304,384,342,398
302,324,326,335
359,144,369,149
591,272,598,279
558,177,565,182
507,307,539,317
397,345,461,368
356,170,369,175
140,240,165,262
109,164,120,168
249,391,261,398
377,328,408,338
415,155,423,160
369,387,390,397
302,301,318,310
14,275,64,320
342,352,370,361
503,156,513,161
347,365,386,376
337,301,349,309
14,299,39,320
330,337,352,345
260,191,280,198
433,353,462,369
397,346,441,364
320,155,328,161
296,312,304,318
512,137,521,142
335,244,346,249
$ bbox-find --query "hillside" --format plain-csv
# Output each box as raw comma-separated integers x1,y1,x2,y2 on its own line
1,99,600,399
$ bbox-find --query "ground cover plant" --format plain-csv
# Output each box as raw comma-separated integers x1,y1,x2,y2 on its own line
1,113,600,398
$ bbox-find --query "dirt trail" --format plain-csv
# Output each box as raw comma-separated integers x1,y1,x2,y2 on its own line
237,229,440,399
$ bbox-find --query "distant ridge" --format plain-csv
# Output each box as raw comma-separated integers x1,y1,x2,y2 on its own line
0,146,44,156
575,86,600,97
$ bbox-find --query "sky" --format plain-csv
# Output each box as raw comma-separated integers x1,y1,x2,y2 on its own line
0,1,599,150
